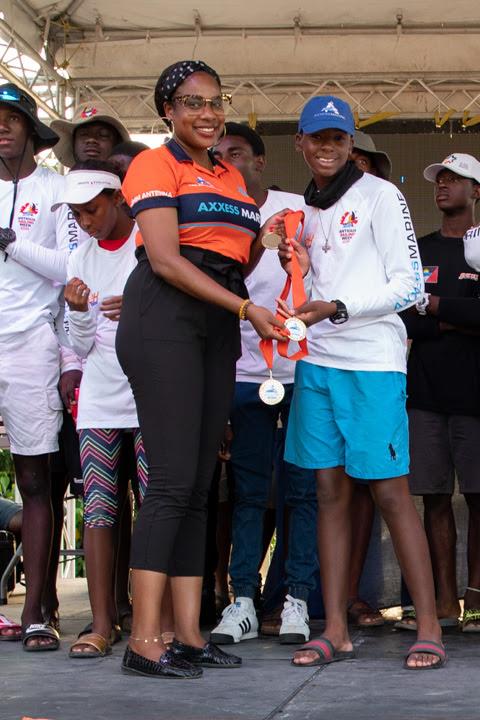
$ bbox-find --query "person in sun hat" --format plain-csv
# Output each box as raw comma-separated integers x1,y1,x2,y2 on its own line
276,94,444,671
0,82,72,652
50,100,130,169
400,152,480,634
48,102,132,635
351,130,392,181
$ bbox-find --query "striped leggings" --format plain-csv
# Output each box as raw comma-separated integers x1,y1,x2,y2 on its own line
79,428,148,528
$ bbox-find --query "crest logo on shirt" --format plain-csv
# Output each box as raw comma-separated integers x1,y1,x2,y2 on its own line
88,291,99,307
339,210,358,243
17,201,39,231
196,176,213,187
423,266,439,284
80,106,98,119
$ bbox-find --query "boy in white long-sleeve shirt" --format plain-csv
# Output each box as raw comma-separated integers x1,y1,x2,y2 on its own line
0,83,70,652
279,96,444,671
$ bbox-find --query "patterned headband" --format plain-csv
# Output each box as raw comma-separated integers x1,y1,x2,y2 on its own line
155,60,221,117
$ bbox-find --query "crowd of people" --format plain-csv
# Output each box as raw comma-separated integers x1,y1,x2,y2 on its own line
1,56,480,679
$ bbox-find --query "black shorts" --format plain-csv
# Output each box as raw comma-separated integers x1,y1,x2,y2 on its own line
408,408,480,495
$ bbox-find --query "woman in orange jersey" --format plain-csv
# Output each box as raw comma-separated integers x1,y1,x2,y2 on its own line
116,60,287,679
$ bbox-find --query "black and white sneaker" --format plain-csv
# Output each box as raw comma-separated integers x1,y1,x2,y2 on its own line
210,598,258,644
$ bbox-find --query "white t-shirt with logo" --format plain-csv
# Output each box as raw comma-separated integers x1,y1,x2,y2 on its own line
66,226,139,429
303,172,423,374
0,166,70,339
463,225,480,272
236,189,305,384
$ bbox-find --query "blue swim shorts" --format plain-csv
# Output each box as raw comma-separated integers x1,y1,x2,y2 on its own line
285,361,409,480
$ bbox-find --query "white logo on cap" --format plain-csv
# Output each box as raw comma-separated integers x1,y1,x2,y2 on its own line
321,101,341,116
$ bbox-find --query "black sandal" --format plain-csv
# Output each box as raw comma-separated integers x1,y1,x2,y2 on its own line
22,623,60,652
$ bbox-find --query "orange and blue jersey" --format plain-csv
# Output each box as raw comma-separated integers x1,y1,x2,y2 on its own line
122,139,261,264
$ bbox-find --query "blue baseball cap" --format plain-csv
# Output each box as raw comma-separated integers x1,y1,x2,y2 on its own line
298,95,355,136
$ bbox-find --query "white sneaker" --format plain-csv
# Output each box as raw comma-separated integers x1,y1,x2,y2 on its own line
210,597,259,644
279,595,310,644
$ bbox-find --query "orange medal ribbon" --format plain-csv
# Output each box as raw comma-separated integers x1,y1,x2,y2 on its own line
259,210,309,372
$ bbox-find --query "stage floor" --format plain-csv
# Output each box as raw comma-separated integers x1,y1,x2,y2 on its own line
1,579,478,720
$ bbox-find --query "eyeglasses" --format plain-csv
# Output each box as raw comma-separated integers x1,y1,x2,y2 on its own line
171,94,232,113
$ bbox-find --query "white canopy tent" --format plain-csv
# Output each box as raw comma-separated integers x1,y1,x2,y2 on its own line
0,0,479,132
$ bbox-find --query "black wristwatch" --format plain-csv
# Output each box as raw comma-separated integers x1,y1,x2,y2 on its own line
329,299,349,325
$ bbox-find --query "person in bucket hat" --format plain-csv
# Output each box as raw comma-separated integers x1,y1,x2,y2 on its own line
0,82,58,153
51,100,130,168
351,130,392,181
0,82,73,652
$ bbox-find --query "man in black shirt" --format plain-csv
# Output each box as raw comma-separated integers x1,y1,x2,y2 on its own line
403,153,480,632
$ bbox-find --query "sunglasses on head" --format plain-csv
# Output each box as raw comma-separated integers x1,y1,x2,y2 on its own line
0,86,35,113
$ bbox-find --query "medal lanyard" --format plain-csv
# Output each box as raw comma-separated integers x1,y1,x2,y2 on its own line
259,210,309,369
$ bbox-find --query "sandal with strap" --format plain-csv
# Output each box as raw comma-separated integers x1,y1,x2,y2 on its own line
0,613,22,641
78,622,122,644
404,640,447,670
22,623,60,652
291,636,355,667
69,632,112,658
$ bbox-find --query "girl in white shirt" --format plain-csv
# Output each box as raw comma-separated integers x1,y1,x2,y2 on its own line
53,161,147,659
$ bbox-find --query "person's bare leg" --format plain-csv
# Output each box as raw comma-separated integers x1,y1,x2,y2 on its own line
423,493,460,620
463,493,480,626
370,476,442,669
161,579,175,644
293,467,353,664
14,453,55,648
128,569,168,660
70,526,116,654
171,576,205,648
42,468,69,629
347,483,383,625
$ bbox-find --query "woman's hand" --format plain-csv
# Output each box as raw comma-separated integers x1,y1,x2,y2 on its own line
257,209,290,246
246,304,287,341
65,277,90,312
278,237,311,277
101,295,123,322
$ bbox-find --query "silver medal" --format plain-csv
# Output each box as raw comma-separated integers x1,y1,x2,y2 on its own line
259,371,285,405
285,316,307,342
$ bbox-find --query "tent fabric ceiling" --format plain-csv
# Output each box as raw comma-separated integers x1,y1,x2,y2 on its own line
1,1,479,132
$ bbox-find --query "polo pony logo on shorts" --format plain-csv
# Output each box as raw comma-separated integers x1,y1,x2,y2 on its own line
80,106,98,119
339,210,358,244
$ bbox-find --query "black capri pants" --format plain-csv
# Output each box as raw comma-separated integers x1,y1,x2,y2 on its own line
116,245,246,576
